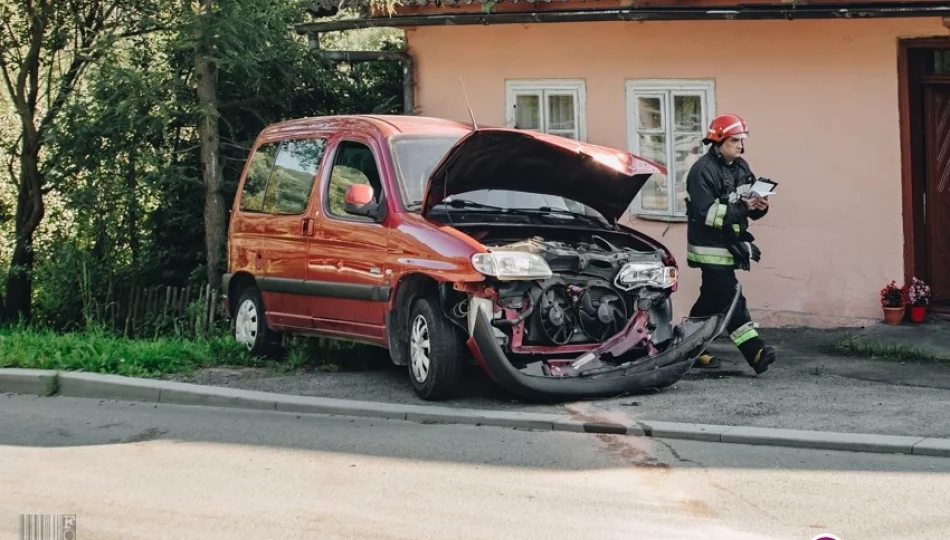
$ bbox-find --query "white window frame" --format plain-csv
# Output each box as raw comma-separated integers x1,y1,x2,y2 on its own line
626,79,716,221
505,79,587,142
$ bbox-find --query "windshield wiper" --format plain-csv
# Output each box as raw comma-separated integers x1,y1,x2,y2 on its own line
430,199,534,215
442,199,506,211
423,200,613,229
532,206,613,228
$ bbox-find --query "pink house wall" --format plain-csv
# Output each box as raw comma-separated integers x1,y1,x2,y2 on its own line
405,18,949,327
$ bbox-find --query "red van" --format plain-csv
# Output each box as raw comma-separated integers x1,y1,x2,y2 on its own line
224,115,739,401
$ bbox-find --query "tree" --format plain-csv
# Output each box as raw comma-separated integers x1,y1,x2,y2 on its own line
0,0,406,330
0,0,168,322
193,0,226,293
188,0,405,293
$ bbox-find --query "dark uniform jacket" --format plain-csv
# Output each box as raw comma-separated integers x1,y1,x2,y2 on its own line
684,146,768,269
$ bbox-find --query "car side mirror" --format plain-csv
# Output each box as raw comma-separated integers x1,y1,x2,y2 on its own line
344,184,379,218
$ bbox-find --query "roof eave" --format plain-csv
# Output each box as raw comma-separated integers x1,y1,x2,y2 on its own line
296,2,950,33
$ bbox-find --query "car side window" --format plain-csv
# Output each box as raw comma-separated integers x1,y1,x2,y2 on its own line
239,142,280,213
261,138,327,215
326,141,383,219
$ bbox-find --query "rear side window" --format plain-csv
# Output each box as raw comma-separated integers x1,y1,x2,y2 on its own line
262,138,327,215
240,142,280,213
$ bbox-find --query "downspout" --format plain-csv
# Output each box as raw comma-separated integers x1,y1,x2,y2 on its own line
307,32,415,115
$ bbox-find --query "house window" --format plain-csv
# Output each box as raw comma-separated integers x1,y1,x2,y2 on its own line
506,79,587,141
626,80,715,220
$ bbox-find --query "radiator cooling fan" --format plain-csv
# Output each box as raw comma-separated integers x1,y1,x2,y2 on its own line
536,284,576,345
578,286,627,342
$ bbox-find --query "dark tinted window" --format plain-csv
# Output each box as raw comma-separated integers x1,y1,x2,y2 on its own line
240,142,280,212
926,50,950,75
262,138,326,215
326,141,382,219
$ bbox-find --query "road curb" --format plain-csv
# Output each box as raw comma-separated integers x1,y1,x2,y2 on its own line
2,368,948,458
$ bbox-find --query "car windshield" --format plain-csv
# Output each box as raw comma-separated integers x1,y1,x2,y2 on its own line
390,135,607,221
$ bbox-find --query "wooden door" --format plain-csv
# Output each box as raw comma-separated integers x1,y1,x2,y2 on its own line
924,84,950,304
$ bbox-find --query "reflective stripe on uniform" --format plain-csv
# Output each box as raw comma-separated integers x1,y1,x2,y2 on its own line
705,203,726,229
731,321,759,345
687,244,734,266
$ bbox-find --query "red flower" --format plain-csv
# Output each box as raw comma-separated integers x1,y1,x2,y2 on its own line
880,280,906,308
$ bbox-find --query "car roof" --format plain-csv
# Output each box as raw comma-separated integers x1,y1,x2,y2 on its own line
258,114,475,141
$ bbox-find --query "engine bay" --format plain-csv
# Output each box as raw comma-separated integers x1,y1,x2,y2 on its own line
472,231,678,354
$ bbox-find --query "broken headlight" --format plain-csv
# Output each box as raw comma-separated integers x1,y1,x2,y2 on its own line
471,251,553,281
614,262,677,290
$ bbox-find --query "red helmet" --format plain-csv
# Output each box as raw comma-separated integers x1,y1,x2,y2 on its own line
704,114,749,144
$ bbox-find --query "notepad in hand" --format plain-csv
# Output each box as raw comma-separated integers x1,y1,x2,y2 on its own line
748,178,777,198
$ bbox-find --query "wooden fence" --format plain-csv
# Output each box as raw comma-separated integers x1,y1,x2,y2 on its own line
101,283,227,338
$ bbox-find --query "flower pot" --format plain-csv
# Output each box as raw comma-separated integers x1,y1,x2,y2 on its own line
909,305,927,323
883,306,904,326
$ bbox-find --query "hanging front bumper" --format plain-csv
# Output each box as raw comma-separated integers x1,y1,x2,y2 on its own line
466,284,742,402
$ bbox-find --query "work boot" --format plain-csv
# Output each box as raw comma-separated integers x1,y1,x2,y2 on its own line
694,354,723,369
749,346,776,375
738,339,775,375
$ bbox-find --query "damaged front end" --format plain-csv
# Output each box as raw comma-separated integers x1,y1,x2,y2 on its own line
454,236,741,402
417,127,739,401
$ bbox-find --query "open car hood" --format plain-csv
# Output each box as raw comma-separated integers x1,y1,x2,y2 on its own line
420,128,666,222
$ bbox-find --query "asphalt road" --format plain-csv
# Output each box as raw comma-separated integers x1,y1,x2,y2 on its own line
2,394,949,540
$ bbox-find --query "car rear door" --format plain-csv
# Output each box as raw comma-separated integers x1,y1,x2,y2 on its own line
256,135,330,329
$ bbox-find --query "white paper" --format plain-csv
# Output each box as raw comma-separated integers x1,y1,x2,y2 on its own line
749,180,777,197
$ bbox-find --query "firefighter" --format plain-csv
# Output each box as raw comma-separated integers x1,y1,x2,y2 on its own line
684,113,776,375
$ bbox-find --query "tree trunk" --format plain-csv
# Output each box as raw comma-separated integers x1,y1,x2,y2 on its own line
196,0,225,294
3,128,44,323
127,146,138,271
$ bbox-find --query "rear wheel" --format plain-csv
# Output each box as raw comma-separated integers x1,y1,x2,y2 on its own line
232,286,282,357
408,296,465,400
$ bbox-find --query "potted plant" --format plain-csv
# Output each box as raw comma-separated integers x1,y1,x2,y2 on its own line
906,276,931,323
880,280,907,325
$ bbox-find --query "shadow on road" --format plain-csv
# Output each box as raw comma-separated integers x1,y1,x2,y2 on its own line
2,393,950,475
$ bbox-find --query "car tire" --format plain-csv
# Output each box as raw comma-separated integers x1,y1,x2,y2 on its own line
407,296,464,401
232,286,281,357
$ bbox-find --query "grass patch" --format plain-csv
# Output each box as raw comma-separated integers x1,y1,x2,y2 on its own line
832,333,944,364
0,326,262,378
0,325,393,380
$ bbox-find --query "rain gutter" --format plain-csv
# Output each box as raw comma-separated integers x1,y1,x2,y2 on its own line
296,2,950,32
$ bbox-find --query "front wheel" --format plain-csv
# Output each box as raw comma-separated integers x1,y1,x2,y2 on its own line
408,296,465,400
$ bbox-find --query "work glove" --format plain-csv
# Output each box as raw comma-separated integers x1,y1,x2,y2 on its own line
728,241,761,272
736,230,756,243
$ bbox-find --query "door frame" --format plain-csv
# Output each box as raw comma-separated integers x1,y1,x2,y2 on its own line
898,37,950,288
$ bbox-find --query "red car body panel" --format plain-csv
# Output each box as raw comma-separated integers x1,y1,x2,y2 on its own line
225,114,736,401
227,115,488,346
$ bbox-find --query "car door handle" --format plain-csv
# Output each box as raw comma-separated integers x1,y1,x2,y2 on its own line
301,218,315,237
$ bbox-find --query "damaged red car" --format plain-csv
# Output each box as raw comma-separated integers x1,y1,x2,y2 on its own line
224,115,740,402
